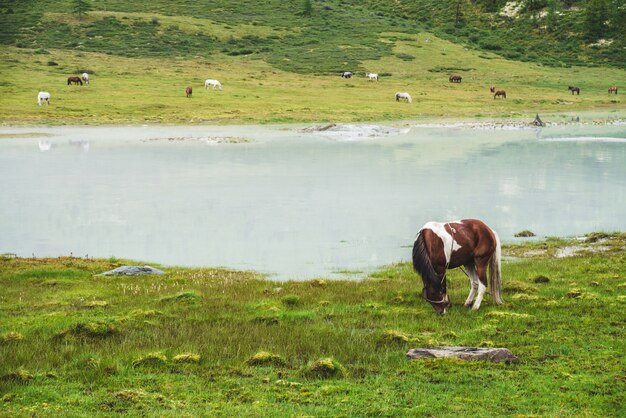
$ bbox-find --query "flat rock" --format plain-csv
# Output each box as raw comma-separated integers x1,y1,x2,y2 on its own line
406,346,518,363
97,266,165,276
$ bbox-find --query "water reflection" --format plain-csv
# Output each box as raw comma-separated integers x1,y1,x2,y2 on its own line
1,123,625,280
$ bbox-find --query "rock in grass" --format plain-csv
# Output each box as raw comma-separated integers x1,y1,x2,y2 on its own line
172,353,201,364
303,358,346,378
406,347,518,363
132,352,167,367
97,266,165,276
246,351,285,367
514,230,536,237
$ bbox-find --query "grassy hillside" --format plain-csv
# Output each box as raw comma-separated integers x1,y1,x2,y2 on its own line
1,235,625,416
0,1,624,125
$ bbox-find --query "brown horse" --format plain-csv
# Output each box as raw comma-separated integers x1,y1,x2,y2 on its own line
412,219,504,314
489,85,496,93
608,86,618,94
67,76,83,86
449,75,462,83
494,90,506,99
185,86,193,98
568,86,580,95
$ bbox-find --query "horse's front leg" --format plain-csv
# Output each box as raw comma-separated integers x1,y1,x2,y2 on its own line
471,260,489,310
464,265,479,308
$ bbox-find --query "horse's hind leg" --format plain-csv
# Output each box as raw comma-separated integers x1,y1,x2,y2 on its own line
464,264,479,308
471,259,489,310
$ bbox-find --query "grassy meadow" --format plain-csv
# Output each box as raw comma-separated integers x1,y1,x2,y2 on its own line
1,235,625,416
0,32,624,126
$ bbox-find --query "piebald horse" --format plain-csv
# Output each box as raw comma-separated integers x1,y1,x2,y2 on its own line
412,219,504,314
608,86,618,94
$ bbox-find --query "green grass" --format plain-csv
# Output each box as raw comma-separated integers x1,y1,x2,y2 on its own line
1,234,625,416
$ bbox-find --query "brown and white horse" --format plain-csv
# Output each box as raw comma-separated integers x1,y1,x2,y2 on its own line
412,219,504,314
489,85,496,93
608,86,618,94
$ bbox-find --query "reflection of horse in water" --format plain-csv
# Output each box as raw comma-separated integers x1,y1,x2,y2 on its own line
412,219,504,314
69,139,90,152
395,92,412,103
38,140,51,152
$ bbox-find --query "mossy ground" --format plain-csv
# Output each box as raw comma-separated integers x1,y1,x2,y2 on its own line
1,235,624,416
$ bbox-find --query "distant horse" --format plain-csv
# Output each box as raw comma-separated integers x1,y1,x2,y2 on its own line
37,91,51,106
494,90,506,99
608,86,618,94
412,219,504,314
366,72,379,81
81,73,89,85
340,71,352,79
395,92,412,103
568,86,580,95
204,79,222,90
489,85,495,93
67,76,83,86
185,86,193,97
449,75,462,83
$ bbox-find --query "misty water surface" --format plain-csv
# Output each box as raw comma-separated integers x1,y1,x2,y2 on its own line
1,121,625,279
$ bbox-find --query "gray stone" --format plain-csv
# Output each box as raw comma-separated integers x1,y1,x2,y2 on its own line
406,346,518,363
97,265,165,276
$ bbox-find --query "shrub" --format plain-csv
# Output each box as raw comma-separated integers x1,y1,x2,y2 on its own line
514,230,536,237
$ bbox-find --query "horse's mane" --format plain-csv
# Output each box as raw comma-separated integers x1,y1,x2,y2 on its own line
412,231,441,290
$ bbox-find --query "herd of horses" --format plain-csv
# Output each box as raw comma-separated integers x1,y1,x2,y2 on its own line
37,70,618,108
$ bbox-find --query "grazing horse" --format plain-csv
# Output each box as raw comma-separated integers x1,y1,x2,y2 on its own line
412,219,504,314
608,86,618,94
494,90,506,99
568,86,580,95
489,85,495,93
67,76,83,86
37,91,51,106
185,86,193,97
81,73,89,85
340,71,352,79
449,75,462,83
395,92,412,103
366,72,379,81
204,79,222,90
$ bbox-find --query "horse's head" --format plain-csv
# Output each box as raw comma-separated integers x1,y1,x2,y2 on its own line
422,282,451,315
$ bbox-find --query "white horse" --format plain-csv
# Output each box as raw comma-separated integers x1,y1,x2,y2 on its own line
37,91,51,106
81,73,89,85
204,79,222,90
366,72,379,81
395,92,412,103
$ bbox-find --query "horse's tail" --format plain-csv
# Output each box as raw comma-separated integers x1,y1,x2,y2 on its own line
412,231,439,286
407,94,412,103
489,229,504,304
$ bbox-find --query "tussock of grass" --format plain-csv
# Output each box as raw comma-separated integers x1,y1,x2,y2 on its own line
503,280,537,294
0,332,24,343
132,352,167,367
303,358,346,379
159,291,200,303
1,369,33,384
514,230,536,237
172,353,201,364
533,275,550,283
246,351,285,367
280,295,301,306
380,329,410,344
82,300,109,308
58,321,118,339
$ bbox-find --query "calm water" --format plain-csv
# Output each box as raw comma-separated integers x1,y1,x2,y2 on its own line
1,121,625,279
